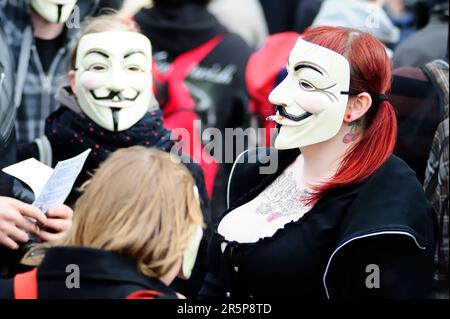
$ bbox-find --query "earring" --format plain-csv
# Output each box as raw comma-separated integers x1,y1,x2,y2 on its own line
345,114,351,121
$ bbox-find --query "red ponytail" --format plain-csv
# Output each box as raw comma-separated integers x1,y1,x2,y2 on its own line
300,26,397,204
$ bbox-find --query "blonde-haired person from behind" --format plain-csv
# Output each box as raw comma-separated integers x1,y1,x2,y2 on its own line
0,146,204,299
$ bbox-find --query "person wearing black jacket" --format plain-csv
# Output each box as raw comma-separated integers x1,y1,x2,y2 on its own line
0,147,204,299
134,0,253,221
199,27,436,299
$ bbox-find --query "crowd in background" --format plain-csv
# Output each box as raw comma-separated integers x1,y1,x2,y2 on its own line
0,0,448,299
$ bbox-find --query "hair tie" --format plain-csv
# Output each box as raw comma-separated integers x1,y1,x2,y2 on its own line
376,93,390,104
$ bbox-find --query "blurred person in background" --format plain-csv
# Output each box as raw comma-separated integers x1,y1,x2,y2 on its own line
312,0,401,55
0,25,16,198
391,55,448,298
393,0,449,67
208,0,268,49
0,147,204,299
385,0,416,46
294,0,324,34
259,0,301,34
0,0,110,154
1,23,73,280
134,0,253,222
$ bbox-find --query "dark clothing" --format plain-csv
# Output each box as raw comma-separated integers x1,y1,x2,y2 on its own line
136,3,227,58
135,3,252,220
34,29,67,74
294,0,324,33
96,0,124,14
0,25,15,197
393,15,449,68
391,66,442,183
259,0,301,34
0,25,31,280
199,148,436,299
0,247,178,299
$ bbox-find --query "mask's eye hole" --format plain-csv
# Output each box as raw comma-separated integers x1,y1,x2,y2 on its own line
126,65,143,72
299,80,315,90
88,64,107,72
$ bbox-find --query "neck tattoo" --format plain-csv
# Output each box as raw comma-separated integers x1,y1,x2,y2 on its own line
343,119,362,144
255,171,310,223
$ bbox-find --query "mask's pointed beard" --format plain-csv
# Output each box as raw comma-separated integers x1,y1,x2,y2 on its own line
111,108,120,132
57,4,63,23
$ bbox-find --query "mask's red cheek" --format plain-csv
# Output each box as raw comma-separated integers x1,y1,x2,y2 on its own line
79,73,103,90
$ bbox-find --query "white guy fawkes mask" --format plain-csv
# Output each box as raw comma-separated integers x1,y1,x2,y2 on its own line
75,32,153,132
180,226,203,280
31,0,77,24
267,38,351,150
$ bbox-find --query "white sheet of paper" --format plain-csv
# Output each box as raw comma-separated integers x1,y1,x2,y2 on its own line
2,149,91,212
33,149,91,213
2,158,54,198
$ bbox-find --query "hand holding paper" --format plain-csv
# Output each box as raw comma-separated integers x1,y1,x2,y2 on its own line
1,149,90,244
2,149,91,213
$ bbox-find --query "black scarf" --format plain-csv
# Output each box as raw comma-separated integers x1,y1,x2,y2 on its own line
45,106,176,204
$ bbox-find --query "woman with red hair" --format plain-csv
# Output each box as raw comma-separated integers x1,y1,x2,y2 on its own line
199,26,436,299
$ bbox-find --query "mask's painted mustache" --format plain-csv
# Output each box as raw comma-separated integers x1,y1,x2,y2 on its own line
266,106,312,122
90,90,139,102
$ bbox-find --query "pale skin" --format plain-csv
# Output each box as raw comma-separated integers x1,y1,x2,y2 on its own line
30,9,65,40
0,197,73,249
219,93,372,243
158,257,187,299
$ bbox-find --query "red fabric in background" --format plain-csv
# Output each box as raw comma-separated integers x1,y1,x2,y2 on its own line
153,35,224,197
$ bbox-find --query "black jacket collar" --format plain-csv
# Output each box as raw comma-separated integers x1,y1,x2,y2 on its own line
38,246,176,296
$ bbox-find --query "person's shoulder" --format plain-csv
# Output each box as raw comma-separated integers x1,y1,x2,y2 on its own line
378,155,421,185
362,155,427,207
347,155,433,233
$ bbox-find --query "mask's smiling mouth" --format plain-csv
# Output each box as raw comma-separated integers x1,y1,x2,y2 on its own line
90,90,139,103
267,106,313,126
277,105,312,122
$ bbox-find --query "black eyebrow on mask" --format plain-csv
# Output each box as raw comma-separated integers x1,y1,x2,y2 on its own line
84,50,109,58
124,50,145,58
294,63,324,75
